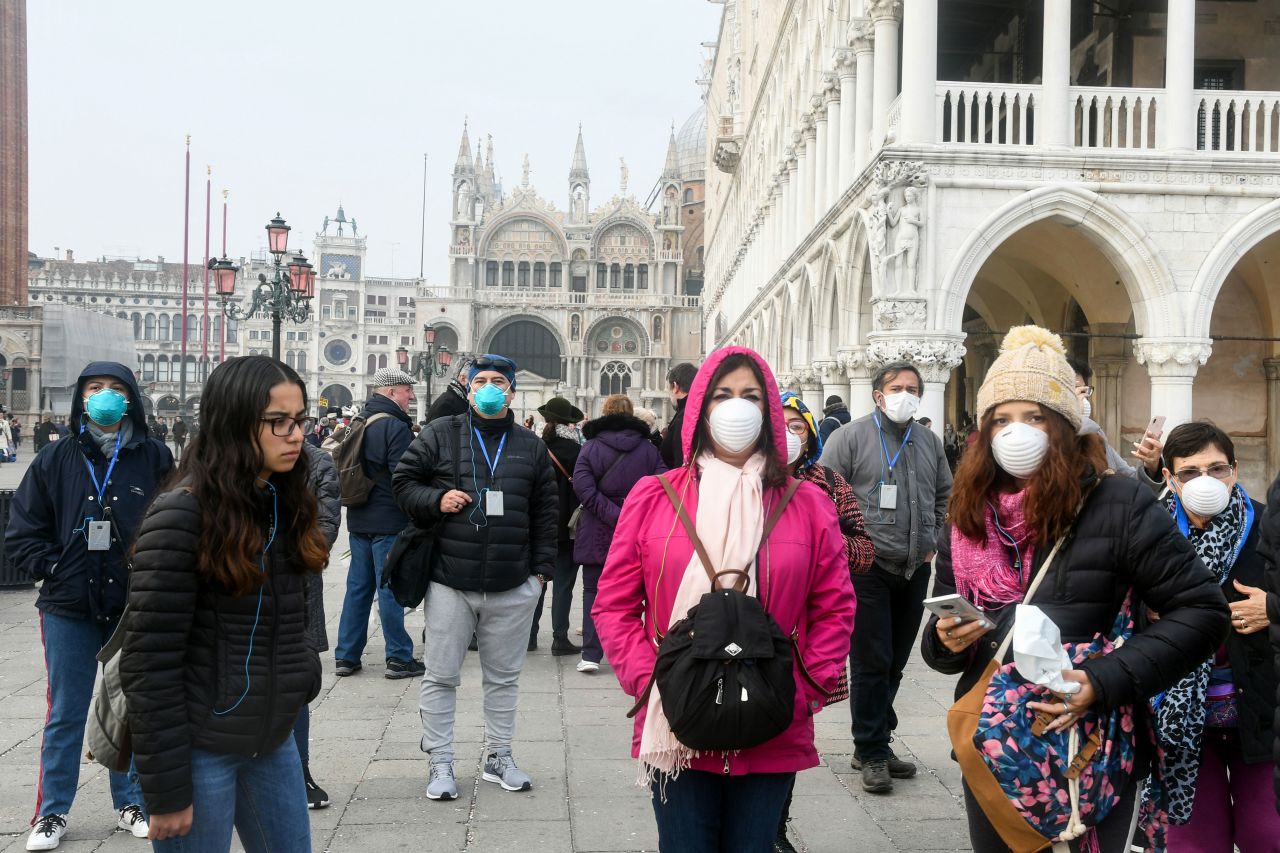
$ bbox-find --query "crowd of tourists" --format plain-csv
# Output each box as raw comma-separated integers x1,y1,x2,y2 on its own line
9,326,1280,852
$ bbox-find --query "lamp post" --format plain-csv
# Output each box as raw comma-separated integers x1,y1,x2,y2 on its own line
209,213,316,363
396,326,454,420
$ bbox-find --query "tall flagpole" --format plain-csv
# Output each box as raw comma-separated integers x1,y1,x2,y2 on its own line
419,153,428,280
220,189,228,362
202,167,211,368
179,136,191,417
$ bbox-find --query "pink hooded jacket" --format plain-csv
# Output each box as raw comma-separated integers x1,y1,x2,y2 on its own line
592,346,856,775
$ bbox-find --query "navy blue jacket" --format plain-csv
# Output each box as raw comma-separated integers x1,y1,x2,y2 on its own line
346,392,413,536
6,361,174,623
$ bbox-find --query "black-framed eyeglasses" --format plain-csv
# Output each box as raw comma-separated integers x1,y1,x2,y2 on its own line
261,416,316,437
785,420,810,436
1172,463,1234,485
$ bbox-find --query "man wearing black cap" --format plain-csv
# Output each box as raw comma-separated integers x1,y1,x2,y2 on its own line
394,353,557,801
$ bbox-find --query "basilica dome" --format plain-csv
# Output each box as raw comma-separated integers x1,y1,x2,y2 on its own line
675,105,707,183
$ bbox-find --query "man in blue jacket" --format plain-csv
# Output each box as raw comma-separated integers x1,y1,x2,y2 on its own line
334,367,424,679
7,362,173,851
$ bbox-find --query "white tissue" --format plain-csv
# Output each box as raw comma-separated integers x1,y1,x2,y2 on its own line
1012,604,1080,695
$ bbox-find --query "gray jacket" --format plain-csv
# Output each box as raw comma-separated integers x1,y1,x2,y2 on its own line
303,442,341,652
819,412,951,575
1079,416,1164,495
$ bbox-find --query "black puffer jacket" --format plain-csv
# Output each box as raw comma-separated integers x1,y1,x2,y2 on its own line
393,411,557,592
543,429,581,546
1260,472,1280,807
120,488,322,815
922,474,1230,714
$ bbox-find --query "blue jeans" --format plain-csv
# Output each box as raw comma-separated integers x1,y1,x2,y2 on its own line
292,705,310,765
650,769,795,853
151,739,310,853
334,533,413,663
35,610,143,820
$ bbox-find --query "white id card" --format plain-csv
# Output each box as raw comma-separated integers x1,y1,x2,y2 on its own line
486,490,505,517
879,484,899,510
88,520,112,551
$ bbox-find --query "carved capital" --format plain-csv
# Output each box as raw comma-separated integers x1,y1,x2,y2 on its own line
871,297,928,332
850,18,875,53
822,73,840,100
1133,338,1213,379
775,371,796,389
1265,358,1280,383
866,334,967,384
867,0,903,24
834,49,857,76
813,360,843,386
839,347,872,380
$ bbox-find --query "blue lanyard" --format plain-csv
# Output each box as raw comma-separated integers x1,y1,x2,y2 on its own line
873,413,913,478
1174,484,1254,569
473,430,507,479
82,428,123,504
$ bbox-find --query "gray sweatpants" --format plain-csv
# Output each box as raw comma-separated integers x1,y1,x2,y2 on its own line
419,576,542,763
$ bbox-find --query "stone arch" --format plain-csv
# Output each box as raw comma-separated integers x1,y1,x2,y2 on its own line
590,214,656,260
425,320,463,354
478,211,569,259
814,238,846,359
481,314,567,379
582,314,651,358
1188,198,1280,340
938,185,1179,337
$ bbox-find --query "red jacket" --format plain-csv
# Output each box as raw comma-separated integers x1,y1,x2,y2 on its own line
592,346,855,775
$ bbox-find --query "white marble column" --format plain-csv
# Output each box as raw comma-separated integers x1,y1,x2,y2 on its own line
837,53,857,189
844,350,876,419
1040,0,1072,147
869,1,902,148
824,80,842,204
1164,0,1197,150
813,98,829,217
801,122,817,235
853,25,876,175
776,172,791,260
1134,338,1213,432
898,0,937,144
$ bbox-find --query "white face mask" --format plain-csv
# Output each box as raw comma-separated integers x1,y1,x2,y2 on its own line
880,391,920,425
785,430,805,465
707,397,764,454
991,422,1050,479
1080,397,1092,420
1178,474,1231,518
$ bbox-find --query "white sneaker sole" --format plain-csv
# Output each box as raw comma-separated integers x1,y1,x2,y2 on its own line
482,771,532,792
26,832,65,851
576,661,599,673
425,789,458,801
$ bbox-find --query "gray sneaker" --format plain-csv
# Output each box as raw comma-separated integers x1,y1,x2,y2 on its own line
426,761,457,801
482,750,532,792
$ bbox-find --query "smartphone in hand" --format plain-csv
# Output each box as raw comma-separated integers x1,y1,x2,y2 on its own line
923,594,987,624
1145,415,1166,441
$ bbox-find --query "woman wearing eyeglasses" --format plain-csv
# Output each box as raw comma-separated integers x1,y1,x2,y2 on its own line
1143,421,1280,851
120,356,327,851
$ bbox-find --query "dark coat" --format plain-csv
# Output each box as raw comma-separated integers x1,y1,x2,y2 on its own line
921,474,1230,717
426,382,470,424
572,414,666,566
6,362,173,624
302,443,341,652
659,397,687,470
120,488,322,815
32,421,56,451
543,430,581,546
817,403,851,443
1259,472,1280,806
171,420,188,443
346,393,413,536
393,412,558,592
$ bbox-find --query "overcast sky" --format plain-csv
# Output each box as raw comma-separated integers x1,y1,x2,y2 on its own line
27,1,722,281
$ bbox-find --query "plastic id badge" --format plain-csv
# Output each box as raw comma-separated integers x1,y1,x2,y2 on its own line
879,484,899,511
486,490,505,517
88,520,112,551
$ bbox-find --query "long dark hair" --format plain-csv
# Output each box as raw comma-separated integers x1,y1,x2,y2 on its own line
688,353,790,488
950,406,1107,545
176,356,327,595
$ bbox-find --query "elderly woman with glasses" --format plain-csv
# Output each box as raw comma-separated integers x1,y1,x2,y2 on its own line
1143,421,1280,851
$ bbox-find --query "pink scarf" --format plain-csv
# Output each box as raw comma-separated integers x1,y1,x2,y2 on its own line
639,451,766,787
951,490,1036,610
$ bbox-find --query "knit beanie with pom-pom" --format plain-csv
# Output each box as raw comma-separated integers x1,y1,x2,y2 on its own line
975,325,1083,431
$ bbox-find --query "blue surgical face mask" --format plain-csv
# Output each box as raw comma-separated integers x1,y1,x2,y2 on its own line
84,388,129,427
473,383,508,416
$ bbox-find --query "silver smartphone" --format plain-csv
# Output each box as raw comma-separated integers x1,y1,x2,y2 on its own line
922,593,987,624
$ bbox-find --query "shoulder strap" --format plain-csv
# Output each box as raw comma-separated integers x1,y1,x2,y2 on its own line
451,417,462,490
597,447,631,489
548,450,573,481
762,478,802,541
658,474,717,588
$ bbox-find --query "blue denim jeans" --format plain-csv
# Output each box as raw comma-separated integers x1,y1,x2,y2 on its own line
151,738,310,853
650,769,795,853
35,610,143,820
334,533,413,663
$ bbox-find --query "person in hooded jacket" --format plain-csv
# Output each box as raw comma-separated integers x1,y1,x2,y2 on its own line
425,363,471,424
531,396,586,655
7,362,173,851
571,394,665,674
593,347,854,853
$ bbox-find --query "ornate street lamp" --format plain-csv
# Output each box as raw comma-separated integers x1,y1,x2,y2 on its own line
398,325,456,416
212,213,314,362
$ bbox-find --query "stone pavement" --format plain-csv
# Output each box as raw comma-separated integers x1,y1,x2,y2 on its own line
0,451,972,852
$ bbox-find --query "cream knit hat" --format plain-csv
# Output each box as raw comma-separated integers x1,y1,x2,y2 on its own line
975,325,1083,431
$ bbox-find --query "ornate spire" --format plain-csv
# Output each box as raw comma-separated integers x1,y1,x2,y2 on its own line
475,140,484,174
454,119,474,172
569,124,589,181
662,121,681,180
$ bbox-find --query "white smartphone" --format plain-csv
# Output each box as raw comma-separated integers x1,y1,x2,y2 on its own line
923,594,987,624
1145,415,1166,440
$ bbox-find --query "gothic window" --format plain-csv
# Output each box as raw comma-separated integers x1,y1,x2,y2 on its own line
142,355,155,382
211,316,221,343
286,351,296,369
187,315,198,340
367,354,377,375
624,264,635,290
132,313,142,338
599,361,632,396
596,263,607,289
185,356,198,383
518,262,530,287
378,354,388,370
159,313,170,340
683,188,694,204
638,265,648,290
157,355,170,382
322,305,331,320
502,261,515,287
550,262,562,288
144,314,156,340
296,352,307,373
486,261,499,287
533,262,546,287
172,313,182,336
652,316,663,342
225,318,237,342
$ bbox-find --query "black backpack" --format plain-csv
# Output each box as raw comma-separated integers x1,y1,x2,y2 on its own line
627,475,820,752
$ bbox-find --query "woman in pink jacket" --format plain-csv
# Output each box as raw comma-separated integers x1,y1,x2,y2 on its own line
593,347,855,852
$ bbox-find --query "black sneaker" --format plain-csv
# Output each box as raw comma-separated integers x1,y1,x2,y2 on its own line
550,637,582,656
860,758,893,794
385,658,425,679
852,750,917,779
773,825,798,853
303,764,330,810
334,659,362,677
527,636,538,651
